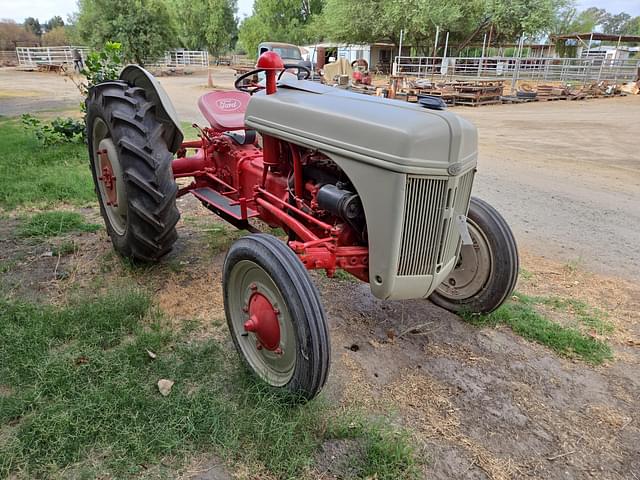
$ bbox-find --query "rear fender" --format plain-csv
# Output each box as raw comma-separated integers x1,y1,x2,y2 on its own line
119,64,184,153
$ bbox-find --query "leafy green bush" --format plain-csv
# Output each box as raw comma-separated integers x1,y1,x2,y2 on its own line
21,114,85,146
80,41,123,93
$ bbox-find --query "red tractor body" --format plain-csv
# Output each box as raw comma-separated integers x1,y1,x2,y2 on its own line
171,64,369,281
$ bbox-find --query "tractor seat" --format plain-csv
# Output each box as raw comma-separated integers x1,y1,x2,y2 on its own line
198,91,249,131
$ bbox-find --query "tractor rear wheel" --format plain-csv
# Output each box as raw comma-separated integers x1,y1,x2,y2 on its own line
430,197,519,314
86,81,179,262
223,234,330,400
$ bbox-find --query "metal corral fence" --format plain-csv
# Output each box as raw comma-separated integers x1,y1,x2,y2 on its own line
395,56,640,84
0,50,18,66
16,46,90,67
16,46,209,69
146,50,209,68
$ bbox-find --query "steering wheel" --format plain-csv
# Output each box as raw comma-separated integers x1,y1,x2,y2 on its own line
234,64,312,95
278,64,311,80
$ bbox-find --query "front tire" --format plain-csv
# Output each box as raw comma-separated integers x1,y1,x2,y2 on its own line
86,81,179,261
223,234,330,400
430,197,518,314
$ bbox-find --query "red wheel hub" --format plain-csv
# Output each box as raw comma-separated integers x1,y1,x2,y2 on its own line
243,291,281,351
97,149,118,206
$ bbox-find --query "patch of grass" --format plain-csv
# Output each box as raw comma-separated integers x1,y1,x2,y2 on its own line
532,295,613,335
0,118,96,208
51,240,79,257
205,223,246,253
0,291,421,479
18,211,101,238
519,267,533,280
333,269,359,282
563,258,582,273
0,259,18,274
326,414,421,479
462,293,612,364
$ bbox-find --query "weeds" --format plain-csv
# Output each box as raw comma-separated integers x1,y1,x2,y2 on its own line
21,114,84,146
333,269,359,282
0,290,421,479
52,240,79,256
18,211,101,238
462,293,612,364
205,223,246,253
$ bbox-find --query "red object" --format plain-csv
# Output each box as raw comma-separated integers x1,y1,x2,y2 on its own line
97,149,118,206
197,91,250,131
352,71,363,82
244,291,281,351
172,81,371,284
256,51,284,95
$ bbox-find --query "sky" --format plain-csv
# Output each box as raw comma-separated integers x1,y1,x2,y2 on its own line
1,0,639,24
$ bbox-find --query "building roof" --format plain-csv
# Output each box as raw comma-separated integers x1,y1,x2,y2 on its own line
303,42,395,49
551,32,640,43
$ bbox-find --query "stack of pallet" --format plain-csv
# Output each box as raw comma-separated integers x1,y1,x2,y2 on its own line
453,80,503,106
536,85,570,101
395,79,504,106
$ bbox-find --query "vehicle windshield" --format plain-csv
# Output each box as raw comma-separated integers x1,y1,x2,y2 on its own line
272,47,302,60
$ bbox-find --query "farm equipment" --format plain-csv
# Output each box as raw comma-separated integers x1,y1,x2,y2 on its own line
86,51,518,400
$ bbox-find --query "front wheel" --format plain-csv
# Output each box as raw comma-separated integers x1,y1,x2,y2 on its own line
223,234,330,400
430,197,519,314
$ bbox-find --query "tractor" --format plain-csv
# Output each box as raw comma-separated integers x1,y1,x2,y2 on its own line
86,51,518,400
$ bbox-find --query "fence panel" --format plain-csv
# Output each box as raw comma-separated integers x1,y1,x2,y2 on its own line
394,55,640,84
16,46,90,67
145,50,209,68
15,47,209,69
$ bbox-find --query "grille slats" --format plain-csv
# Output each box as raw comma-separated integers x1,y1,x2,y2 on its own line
397,169,475,277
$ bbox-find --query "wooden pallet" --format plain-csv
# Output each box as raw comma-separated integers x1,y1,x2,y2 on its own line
501,95,537,104
537,95,568,101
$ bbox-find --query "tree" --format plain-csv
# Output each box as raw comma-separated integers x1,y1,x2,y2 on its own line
44,16,65,32
42,26,68,46
77,0,176,65
171,0,237,55
0,20,39,49
238,0,324,57
321,0,485,51
624,16,640,36
601,12,632,35
319,0,564,53
24,17,42,37
484,0,567,43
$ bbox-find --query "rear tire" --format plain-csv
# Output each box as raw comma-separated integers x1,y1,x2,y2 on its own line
430,197,518,314
86,81,179,261
223,234,330,400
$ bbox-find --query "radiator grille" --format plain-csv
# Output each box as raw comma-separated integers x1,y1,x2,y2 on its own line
397,169,475,276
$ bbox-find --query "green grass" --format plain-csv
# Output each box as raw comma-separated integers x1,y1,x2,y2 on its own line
205,223,247,253
518,267,533,280
325,415,421,479
462,293,612,364
18,211,101,238
333,269,359,282
51,240,79,256
532,295,613,335
0,119,95,208
0,290,420,479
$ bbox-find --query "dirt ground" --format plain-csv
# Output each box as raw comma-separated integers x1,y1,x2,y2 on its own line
1,67,640,479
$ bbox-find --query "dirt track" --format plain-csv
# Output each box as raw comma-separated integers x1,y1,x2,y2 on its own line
1,67,640,479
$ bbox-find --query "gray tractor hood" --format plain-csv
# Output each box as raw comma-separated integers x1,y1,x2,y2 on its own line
245,79,477,175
